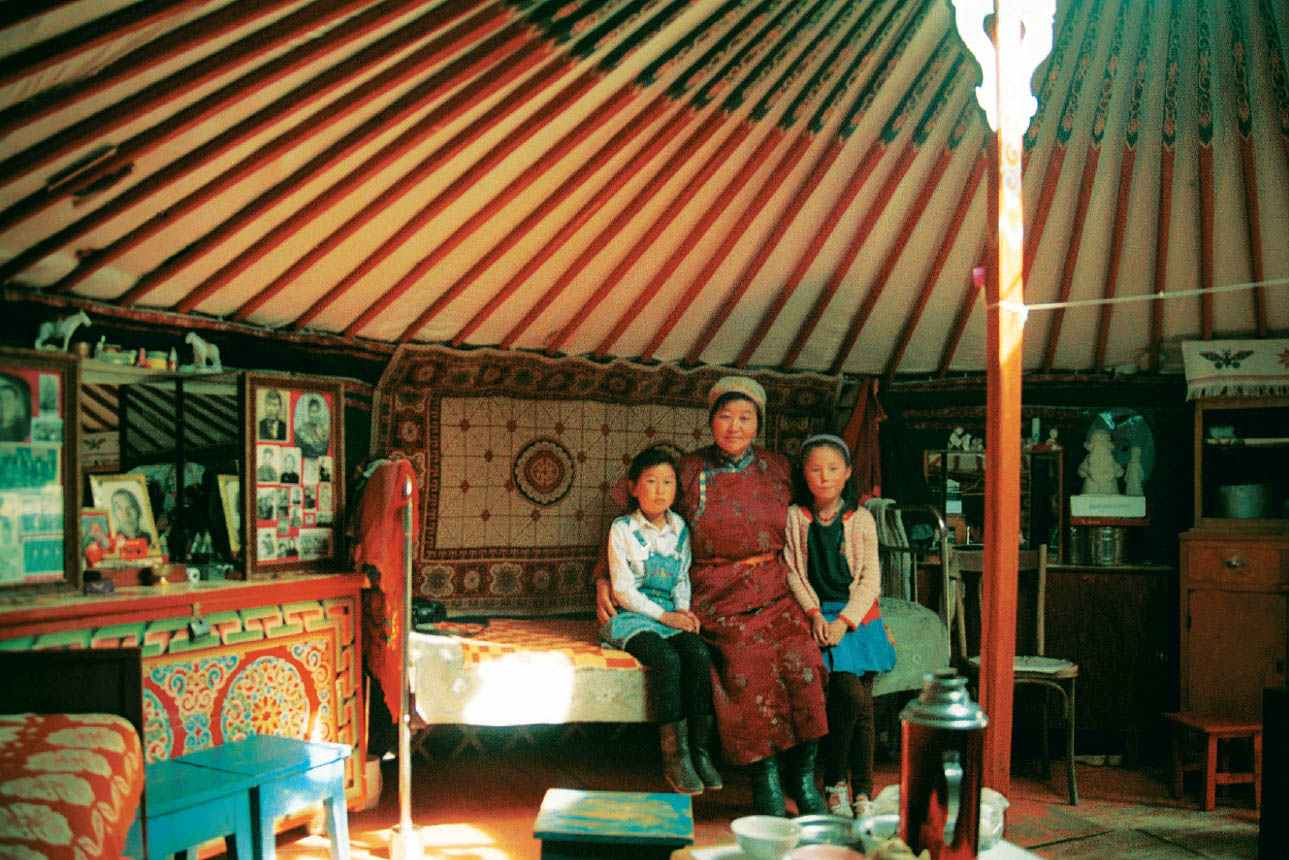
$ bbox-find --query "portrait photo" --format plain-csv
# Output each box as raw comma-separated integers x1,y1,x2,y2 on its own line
0,509,18,581
256,444,280,483
298,528,332,561
293,393,331,459
278,447,301,484
90,474,161,554
255,487,276,522
0,371,33,443
256,387,289,441
38,374,57,415
79,508,111,555
217,475,241,556
257,527,278,561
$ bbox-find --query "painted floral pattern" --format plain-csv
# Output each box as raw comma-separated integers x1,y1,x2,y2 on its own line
0,713,142,858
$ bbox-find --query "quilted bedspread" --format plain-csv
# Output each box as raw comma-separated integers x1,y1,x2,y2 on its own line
0,713,143,859
409,600,948,727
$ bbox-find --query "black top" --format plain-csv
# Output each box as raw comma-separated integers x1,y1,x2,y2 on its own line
807,515,851,603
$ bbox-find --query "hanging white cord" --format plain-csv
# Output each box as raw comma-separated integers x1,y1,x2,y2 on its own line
392,475,421,858
985,274,1289,313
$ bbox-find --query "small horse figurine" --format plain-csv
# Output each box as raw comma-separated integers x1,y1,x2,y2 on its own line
185,332,222,371
35,311,90,352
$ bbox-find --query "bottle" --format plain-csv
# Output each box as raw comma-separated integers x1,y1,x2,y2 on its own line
899,670,988,859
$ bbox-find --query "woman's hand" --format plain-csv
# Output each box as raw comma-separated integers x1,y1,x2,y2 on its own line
811,613,830,645
826,619,849,646
661,611,700,633
595,578,618,625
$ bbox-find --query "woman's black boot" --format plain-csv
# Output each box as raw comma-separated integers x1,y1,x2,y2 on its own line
749,755,787,817
659,721,704,795
688,713,724,790
784,741,827,815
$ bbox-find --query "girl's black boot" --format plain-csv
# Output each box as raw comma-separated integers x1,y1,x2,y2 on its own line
659,721,704,795
749,755,787,817
688,713,724,790
785,741,827,815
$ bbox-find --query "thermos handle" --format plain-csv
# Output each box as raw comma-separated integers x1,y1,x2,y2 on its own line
942,749,963,844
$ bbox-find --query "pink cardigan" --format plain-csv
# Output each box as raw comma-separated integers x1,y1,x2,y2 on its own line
784,504,882,630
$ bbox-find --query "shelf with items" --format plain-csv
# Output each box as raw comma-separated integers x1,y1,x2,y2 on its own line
90,370,346,579
922,448,1064,559
1192,397,1289,532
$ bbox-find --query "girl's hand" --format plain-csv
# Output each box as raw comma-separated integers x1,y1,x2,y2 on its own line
811,613,830,645
680,609,702,633
885,624,897,647
595,578,618,625
661,611,699,633
827,619,849,646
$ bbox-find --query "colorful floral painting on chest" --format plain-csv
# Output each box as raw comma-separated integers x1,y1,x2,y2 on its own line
372,345,838,615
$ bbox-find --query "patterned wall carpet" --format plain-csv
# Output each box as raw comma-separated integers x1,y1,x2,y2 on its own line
372,346,839,615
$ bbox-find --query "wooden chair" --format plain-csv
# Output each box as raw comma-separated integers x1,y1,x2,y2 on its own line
957,545,1079,805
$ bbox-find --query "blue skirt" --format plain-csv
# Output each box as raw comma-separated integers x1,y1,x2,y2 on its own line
820,600,896,676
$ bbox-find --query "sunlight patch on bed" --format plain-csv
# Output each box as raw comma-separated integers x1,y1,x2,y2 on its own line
461,651,576,725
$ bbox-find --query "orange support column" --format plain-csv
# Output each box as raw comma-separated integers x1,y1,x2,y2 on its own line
951,0,1052,797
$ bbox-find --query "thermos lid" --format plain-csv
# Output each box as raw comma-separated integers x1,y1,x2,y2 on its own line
900,669,988,730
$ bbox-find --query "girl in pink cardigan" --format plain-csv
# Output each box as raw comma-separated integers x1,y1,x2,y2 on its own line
785,434,895,819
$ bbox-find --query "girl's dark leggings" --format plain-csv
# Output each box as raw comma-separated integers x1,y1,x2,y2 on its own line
823,670,876,795
624,630,714,725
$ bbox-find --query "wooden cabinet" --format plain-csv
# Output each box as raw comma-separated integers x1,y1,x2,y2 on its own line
1191,397,1289,529
1179,531,1289,719
1181,396,1289,720
1044,563,1176,762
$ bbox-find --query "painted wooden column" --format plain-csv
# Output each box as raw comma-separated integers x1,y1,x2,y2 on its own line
950,0,1053,796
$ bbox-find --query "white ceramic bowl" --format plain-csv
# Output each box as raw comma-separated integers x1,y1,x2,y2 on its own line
731,815,802,860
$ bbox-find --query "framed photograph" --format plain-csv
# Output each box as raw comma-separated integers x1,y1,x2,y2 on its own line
90,473,162,557
244,373,344,576
0,347,79,589
217,475,241,557
79,508,112,556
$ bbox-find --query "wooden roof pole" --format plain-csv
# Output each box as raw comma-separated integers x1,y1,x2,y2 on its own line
952,0,1053,799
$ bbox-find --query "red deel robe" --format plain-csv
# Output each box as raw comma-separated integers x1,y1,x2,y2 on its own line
355,457,418,728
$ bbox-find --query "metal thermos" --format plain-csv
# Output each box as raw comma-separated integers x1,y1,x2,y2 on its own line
899,670,988,859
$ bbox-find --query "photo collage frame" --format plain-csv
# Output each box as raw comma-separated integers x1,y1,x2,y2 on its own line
244,375,343,574
0,348,79,588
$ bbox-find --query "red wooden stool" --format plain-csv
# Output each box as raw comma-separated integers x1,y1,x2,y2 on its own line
1165,712,1262,811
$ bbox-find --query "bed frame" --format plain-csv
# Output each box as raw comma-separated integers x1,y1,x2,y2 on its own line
0,647,144,738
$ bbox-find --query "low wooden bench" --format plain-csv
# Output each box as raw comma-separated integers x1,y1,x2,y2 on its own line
1164,711,1262,811
129,734,352,859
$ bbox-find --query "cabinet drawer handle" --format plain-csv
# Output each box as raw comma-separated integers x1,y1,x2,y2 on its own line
1223,555,1247,570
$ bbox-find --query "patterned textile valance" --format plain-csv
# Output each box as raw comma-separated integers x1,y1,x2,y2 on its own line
1182,339,1289,400
372,346,839,615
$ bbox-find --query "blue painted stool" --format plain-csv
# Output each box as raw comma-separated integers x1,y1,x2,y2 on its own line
124,757,257,859
177,734,352,860
534,788,693,859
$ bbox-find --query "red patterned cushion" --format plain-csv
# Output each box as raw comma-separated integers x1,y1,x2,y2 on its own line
0,713,143,859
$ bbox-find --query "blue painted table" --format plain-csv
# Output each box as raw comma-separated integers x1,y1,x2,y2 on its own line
176,734,352,860
534,788,693,859
125,757,257,859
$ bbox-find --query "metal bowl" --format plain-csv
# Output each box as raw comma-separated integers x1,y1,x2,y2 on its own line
791,815,864,848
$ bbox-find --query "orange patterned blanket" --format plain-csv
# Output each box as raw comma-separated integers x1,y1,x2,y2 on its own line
0,713,144,859
436,619,642,670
